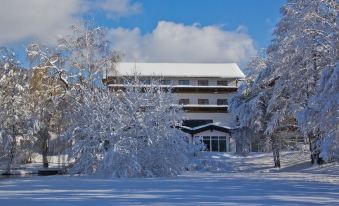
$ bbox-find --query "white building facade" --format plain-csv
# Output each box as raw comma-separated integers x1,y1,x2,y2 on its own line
105,63,245,152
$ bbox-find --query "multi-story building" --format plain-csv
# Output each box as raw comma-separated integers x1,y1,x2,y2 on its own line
104,63,245,152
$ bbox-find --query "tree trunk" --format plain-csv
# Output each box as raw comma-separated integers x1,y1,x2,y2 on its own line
5,89,17,174
273,148,281,168
42,140,49,168
309,134,323,165
38,128,50,168
4,136,17,174
309,135,315,164
272,135,281,168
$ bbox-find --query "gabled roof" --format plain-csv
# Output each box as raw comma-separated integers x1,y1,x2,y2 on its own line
109,62,245,79
178,123,231,135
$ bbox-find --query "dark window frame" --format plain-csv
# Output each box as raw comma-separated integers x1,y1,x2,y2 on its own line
217,99,228,105
179,99,190,105
161,79,172,85
198,99,209,105
142,79,151,85
178,80,190,85
217,80,228,86
198,80,209,86
200,136,228,152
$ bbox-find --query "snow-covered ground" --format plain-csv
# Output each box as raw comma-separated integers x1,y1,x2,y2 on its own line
197,151,339,176
1,152,338,206
0,154,67,175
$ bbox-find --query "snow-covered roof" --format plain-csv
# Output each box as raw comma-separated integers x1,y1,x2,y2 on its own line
182,104,228,108
109,62,245,79
107,84,238,89
190,122,231,131
178,122,232,135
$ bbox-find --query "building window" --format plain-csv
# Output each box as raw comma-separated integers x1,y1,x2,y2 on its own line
161,80,171,85
142,79,151,85
217,80,228,86
211,136,219,151
198,99,209,105
104,77,118,85
198,80,209,86
119,78,125,84
217,99,228,105
178,80,190,85
179,99,190,105
219,136,227,152
203,136,211,151
201,136,228,152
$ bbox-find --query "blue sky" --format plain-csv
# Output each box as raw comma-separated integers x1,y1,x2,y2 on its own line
94,0,285,48
1,0,286,66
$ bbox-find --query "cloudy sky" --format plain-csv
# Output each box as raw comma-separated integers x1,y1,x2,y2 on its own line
0,0,285,66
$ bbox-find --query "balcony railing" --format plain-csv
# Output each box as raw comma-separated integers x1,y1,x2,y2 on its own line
107,84,238,93
180,104,228,113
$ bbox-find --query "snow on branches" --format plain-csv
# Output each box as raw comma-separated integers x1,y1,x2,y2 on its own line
66,78,193,177
230,0,338,164
1,21,200,175
0,48,33,173
298,63,339,162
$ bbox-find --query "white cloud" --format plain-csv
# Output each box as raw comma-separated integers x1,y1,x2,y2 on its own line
0,0,142,45
108,21,257,65
0,1,255,65
96,0,142,19
0,0,84,45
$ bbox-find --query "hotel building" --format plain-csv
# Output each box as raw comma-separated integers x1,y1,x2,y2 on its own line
104,63,245,152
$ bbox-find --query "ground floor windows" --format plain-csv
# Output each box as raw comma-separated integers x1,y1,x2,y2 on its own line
219,136,227,152
200,136,230,152
203,136,211,151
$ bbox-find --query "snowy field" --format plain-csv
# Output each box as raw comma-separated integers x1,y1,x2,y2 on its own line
1,152,339,206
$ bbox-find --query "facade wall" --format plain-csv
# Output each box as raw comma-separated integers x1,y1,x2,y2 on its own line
168,77,237,152
175,93,234,105
144,77,238,86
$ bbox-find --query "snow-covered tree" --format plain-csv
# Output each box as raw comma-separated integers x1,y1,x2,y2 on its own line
26,43,70,168
231,56,269,147
29,67,70,168
267,0,336,119
0,47,20,71
0,48,33,173
24,21,120,168
66,78,194,177
265,0,337,164
231,0,338,166
26,20,120,87
298,62,339,162
57,21,120,87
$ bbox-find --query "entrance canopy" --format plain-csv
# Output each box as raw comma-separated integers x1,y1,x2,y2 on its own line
178,123,231,135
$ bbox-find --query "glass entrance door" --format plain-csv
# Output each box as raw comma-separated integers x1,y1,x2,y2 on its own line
201,136,229,152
